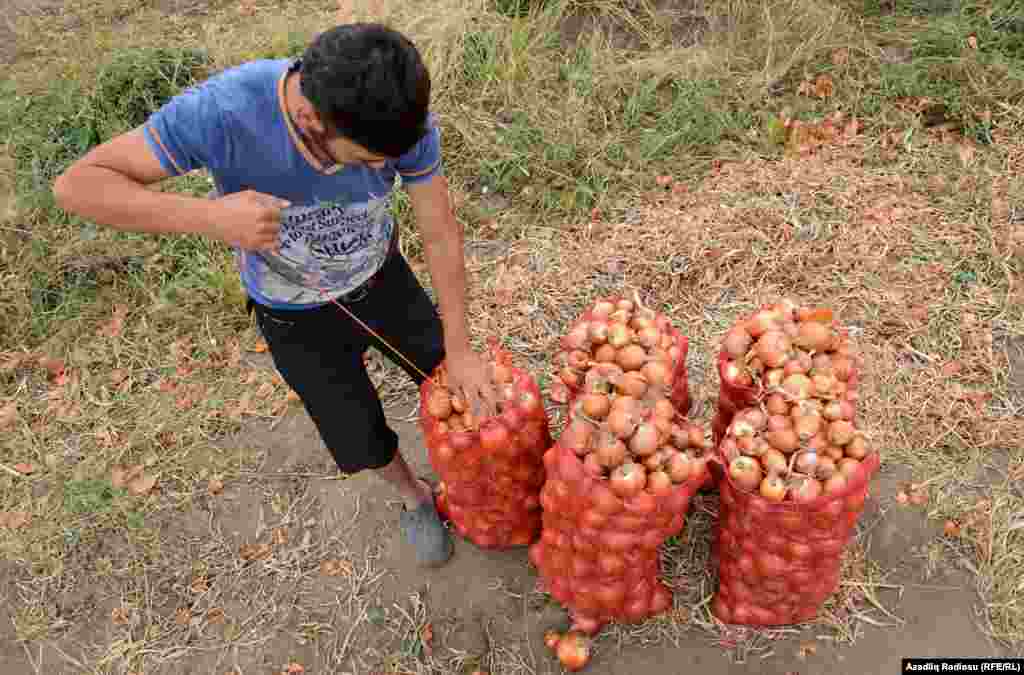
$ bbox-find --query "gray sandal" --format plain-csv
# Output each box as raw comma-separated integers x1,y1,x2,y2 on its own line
400,499,454,568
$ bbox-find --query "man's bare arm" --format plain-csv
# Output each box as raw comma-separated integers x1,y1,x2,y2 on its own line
52,127,221,237
53,128,288,251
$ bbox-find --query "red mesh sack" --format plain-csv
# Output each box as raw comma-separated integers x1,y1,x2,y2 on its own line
710,440,880,626
712,301,864,446
527,416,711,634
551,294,691,418
420,341,551,550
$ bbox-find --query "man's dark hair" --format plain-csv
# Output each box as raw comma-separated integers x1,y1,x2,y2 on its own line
299,23,431,159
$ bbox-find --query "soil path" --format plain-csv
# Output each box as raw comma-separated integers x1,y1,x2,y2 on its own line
222,408,1005,674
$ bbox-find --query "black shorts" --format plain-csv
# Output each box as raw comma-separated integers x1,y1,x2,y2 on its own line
248,252,445,474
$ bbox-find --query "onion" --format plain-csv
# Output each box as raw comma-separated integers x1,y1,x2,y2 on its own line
722,327,753,358
812,352,833,372
451,392,467,414
823,473,848,495
617,371,649,398
791,476,822,503
793,413,822,441
594,344,617,363
608,323,633,348
631,315,654,332
556,631,592,672
501,406,525,431
480,421,511,453
755,330,792,368
728,456,762,492
823,399,855,421
609,308,631,324
560,367,582,388
838,457,861,477
816,456,838,479
767,414,792,432
636,326,661,349
719,436,740,461
544,630,562,651
641,360,670,387
687,424,706,450
766,428,799,453
644,448,668,471
492,363,513,385
566,350,590,370
795,321,833,351
794,450,818,475
647,470,673,496
667,452,692,483
781,373,815,400
518,390,543,417
812,373,837,398
427,390,453,419
653,398,675,421
616,298,635,313
797,306,834,323
761,448,788,474
764,368,785,388
747,309,783,337
610,394,638,414
759,474,787,501
583,451,604,477
592,300,615,319
617,345,648,372
630,423,660,457
589,320,609,345
765,393,789,415
564,324,590,351
580,393,610,419
595,432,628,468
609,461,647,498
828,420,856,446
435,442,456,464
562,418,593,452
723,361,753,388
832,355,855,381
845,435,868,460
607,408,638,439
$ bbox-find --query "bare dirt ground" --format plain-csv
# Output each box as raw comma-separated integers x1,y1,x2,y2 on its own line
1,393,1008,675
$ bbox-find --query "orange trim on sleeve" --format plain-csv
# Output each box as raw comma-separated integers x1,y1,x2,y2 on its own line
399,158,440,178
147,124,186,176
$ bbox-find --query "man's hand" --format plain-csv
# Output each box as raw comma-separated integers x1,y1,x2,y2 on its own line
209,190,291,252
445,348,498,419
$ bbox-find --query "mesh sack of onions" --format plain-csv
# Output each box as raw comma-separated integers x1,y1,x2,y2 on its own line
421,341,551,550
712,301,863,446
527,396,712,634
553,294,691,420
708,395,881,626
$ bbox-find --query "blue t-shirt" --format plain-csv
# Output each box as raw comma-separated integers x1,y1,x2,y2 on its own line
142,58,443,309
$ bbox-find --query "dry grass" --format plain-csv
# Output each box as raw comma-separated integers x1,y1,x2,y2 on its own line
2,0,1023,670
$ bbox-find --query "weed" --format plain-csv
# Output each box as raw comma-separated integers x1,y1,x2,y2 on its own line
63,479,125,515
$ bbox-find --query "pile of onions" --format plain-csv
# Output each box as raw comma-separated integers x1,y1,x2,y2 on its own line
424,357,520,434
561,367,712,497
420,342,550,550
709,300,882,628
712,298,874,502
554,294,683,402
720,404,872,504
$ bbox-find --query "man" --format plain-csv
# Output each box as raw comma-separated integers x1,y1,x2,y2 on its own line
53,23,497,568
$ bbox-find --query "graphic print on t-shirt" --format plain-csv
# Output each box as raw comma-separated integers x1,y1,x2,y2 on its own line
246,194,393,306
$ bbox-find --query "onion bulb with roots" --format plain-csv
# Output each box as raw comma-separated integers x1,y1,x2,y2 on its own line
722,327,753,358
427,389,453,419
755,330,793,368
556,631,592,672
